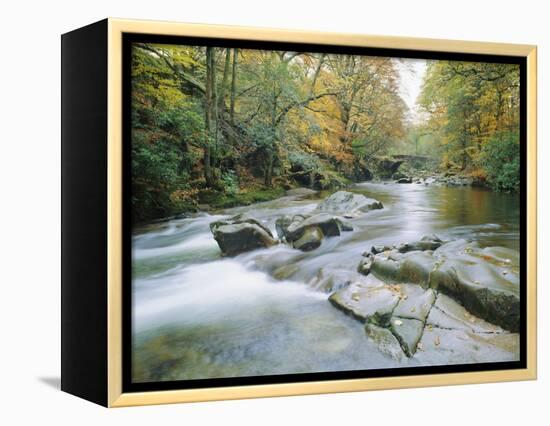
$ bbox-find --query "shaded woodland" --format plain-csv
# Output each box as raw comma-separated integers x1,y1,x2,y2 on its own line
131,43,520,221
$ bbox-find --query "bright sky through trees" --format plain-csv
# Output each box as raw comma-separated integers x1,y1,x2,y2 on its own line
396,58,427,123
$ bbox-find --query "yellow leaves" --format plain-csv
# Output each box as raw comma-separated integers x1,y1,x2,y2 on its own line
170,188,199,203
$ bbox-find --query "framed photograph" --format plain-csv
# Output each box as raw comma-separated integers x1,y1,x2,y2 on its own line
61,18,537,407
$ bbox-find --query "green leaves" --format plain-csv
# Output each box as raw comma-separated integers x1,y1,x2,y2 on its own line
482,131,520,192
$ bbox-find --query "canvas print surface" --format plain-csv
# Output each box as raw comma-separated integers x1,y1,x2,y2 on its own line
129,41,521,385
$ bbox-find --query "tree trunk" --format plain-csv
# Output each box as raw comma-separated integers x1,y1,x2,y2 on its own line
219,48,231,111
264,151,274,187
228,48,238,145
204,46,217,186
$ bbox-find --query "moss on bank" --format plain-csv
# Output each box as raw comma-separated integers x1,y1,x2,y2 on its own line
198,186,286,210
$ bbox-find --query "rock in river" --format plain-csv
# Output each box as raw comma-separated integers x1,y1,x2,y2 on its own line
366,238,520,332
396,177,412,184
328,236,520,360
276,212,353,251
396,234,443,253
329,282,400,325
210,216,278,256
292,226,324,252
314,190,383,217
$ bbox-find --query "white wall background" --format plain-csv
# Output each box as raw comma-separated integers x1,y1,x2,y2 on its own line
0,0,546,424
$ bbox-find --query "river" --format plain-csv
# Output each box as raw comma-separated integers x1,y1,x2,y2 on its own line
131,182,520,383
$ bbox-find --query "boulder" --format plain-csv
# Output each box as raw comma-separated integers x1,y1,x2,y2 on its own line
292,226,323,251
337,218,354,232
210,217,278,256
396,177,412,184
357,256,373,276
286,213,341,241
276,212,353,251
314,191,383,216
227,213,274,236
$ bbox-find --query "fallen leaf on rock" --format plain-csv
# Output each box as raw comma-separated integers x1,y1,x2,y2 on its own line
434,336,441,346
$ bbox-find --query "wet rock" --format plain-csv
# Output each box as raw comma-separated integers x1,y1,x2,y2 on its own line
314,191,383,216
430,256,520,332
336,218,354,232
397,252,439,288
275,216,292,241
365,323,404,361
210,219,278,256
396,177,412,184
370,255,402,283
389,317,424,356
397,235,443,253
427,294,504,334
227,213,274,236
392,284,436,322
285,187,318,197
357,256,373,276
286,213,341,240
293,226,323,251
447,176,474,186
273,264,300,280
328,282,400,325
415,327,519,364
371,245,393,255
363,238,520,331
276,212,353,251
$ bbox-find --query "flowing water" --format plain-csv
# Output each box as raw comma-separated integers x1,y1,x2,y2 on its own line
131,183,520,383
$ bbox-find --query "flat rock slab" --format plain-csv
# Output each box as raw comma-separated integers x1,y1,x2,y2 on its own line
427,294,505,334
329,283,400,325
389,317,424,356
392,284,436,322
366,239,520,332
415,327,519,365
365,323,404,361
